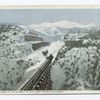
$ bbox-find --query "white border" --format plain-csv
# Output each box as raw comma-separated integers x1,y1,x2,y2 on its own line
0,0,100,5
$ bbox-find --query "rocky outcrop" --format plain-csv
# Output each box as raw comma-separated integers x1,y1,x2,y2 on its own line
24,35,43,41
32,42,50,50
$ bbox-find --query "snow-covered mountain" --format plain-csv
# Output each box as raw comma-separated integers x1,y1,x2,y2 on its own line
28,20,96,42
29,20,96,29
0,20,99,90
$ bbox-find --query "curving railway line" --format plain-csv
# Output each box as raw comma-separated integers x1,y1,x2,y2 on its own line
17,55,53,90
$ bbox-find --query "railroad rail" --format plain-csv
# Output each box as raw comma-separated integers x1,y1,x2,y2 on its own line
18,55,53,90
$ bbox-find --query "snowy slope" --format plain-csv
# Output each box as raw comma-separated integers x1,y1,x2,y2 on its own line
51,28,100,90
52,46,100,89
0,24,46,90
61,47,99,90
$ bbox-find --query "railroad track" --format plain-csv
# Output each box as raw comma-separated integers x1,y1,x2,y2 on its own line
17,55,53,90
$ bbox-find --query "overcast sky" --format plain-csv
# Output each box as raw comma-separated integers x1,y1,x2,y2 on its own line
0,9,100,26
